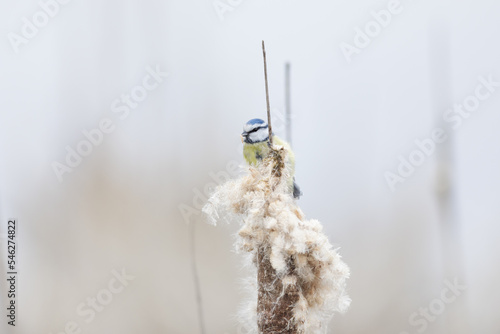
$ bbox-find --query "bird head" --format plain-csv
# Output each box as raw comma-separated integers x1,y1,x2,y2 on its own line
241,118,271,144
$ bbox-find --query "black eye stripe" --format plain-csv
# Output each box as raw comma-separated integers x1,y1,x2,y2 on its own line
247,128,259,134
245,125,268,135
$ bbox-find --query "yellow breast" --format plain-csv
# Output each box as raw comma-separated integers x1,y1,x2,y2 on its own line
243,136,295,176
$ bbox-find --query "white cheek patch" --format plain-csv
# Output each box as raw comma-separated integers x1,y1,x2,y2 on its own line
248,128,269,143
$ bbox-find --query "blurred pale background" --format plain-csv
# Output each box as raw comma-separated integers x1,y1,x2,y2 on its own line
1,0,499,333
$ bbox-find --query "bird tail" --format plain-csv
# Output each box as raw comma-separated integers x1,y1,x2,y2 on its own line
293,179,302,199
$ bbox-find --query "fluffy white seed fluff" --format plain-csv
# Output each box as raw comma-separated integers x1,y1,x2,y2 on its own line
203,147,350,334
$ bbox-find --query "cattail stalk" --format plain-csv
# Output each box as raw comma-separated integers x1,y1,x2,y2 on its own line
262,41,273,146
203,147,350,334
202,42,350,334
255,148,299,333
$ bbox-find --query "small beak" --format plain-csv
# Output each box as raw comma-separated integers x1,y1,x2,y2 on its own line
241,132,247,143
241,134,245,143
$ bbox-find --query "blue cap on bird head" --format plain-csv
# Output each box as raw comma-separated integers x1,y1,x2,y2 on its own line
241,118,271,144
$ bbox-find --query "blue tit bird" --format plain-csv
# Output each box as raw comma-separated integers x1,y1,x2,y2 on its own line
241,118,302,198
